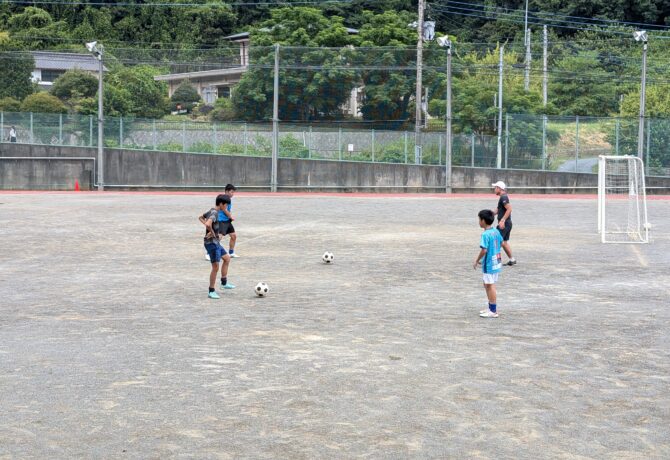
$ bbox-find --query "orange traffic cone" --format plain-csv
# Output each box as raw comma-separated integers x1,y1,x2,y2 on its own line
74,179,80,191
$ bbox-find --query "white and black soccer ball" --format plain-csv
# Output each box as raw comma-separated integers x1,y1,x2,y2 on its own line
322,251,334,264
255,282,269,297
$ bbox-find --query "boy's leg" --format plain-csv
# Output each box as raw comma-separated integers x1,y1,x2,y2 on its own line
480,278,498,317
209,262,220,289
229,232,238,257
220,253,235,289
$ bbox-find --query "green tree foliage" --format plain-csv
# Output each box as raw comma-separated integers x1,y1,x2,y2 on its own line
170,81,201,113
50,69,98,105
0,96,21,111
233,7,358,121
20,92,67,113
6,7,70,49
0,40,34,101
106,65,168,118
549,52,619,116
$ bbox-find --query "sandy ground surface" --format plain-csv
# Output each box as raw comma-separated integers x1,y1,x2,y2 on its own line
1,192,669,459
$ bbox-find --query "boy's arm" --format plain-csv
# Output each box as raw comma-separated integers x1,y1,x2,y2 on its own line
202,216,216,239
473,248,487,269
221,207,234,221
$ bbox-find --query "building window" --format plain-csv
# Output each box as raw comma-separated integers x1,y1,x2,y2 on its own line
203,86,217,105
218,87,231,99
40,69,66,83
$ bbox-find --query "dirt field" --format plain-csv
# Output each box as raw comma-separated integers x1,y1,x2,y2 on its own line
1,191,669,459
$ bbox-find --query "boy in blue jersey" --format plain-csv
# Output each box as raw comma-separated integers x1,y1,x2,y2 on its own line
220,184,238,258
199,194,235,299
473,209,503,318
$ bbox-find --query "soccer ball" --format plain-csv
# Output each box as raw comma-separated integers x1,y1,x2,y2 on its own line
255,282,269,297
322,251,334,264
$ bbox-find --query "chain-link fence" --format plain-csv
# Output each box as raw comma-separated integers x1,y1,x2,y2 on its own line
2,111,669,176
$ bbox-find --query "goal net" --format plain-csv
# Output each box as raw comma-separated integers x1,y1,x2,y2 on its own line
598,155,649,243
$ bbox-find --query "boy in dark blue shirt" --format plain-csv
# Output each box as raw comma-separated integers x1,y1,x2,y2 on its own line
473,209,503,318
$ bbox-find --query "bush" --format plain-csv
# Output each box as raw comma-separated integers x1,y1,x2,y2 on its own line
156,142,183,152
20,92,67,113
187,141,214,153
0,96,21,111
50,69,98,101
279,134,309,158
170,81,200,113
210,97,236,121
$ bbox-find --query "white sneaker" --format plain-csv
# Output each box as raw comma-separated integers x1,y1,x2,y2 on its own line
230,253,240,258
479,311,499,318
204,252,210,261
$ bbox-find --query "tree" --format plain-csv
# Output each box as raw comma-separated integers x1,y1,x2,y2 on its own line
51,69,99,113
170,81,201,113
6,7,70,49
0,97,21,112
20,92,67,113
0,33,34,101
549,52,619,116
232,7,358,121
106,65,168,118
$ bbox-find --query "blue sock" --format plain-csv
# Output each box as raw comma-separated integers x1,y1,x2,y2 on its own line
229,249,234,255
489,303,497,313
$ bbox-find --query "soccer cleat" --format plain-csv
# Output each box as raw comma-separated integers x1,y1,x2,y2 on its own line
230,253,240,258
479,310,499,318
208,291,220,299
222,283,236,290
505,259,517,266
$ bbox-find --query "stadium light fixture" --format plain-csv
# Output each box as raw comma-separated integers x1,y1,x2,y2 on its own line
633,30,648,43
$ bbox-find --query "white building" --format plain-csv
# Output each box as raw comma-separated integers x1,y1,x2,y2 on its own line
30,51,107,89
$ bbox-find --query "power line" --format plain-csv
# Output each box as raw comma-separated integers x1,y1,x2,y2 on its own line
1,0,351,6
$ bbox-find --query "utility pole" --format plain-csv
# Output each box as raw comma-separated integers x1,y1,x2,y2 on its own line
444,38,452,193
542,25,547,106
415,0,425,164
635,32,648,159
524,28,531,91
497,45,504,169
524,0,529,50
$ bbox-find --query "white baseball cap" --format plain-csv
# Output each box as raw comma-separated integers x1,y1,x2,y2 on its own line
492,181,506,190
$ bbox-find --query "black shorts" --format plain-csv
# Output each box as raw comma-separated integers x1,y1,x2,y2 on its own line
220,221,235,235
498,222,512,241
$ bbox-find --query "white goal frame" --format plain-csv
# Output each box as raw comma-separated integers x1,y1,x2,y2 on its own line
597,155,650,244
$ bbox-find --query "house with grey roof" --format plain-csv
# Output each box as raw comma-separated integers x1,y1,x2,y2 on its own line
30,51,108,90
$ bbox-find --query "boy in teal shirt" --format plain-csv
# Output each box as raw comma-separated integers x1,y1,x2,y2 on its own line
473,209,503,318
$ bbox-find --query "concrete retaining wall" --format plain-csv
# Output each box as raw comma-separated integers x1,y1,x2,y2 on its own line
1,143,668,193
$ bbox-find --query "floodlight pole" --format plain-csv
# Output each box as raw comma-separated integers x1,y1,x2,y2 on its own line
93,44,104,191
497,45,504,169
637,37,648,159
440,39,452,193
271,44,279,192
415,0,425,164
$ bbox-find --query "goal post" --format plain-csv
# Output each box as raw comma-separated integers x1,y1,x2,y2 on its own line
598,155,650,244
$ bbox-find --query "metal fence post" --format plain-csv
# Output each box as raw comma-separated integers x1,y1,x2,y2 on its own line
152,119,157,150
0,112,3,142
504,114,509,168
575,115,580,173
471,132,475,167
338,127,342,161
212,122,217,153
404,131,408,163
30,112,33,143
59,113,63,145
542,115,547,170
182,120,186,152
615,118,620,156
89,115,93,147
438,134,442,165
371,128,375,162
646,118,651,176
119,116,123,148
243,123,248,155
308,125,313,159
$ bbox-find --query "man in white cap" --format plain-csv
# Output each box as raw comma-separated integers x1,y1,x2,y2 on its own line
492,181,516,266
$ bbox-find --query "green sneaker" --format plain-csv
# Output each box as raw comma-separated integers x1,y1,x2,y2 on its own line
208,291,220,299
222,283,236,290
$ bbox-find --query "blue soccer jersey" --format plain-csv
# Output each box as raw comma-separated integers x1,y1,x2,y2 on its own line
480,227,503,274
